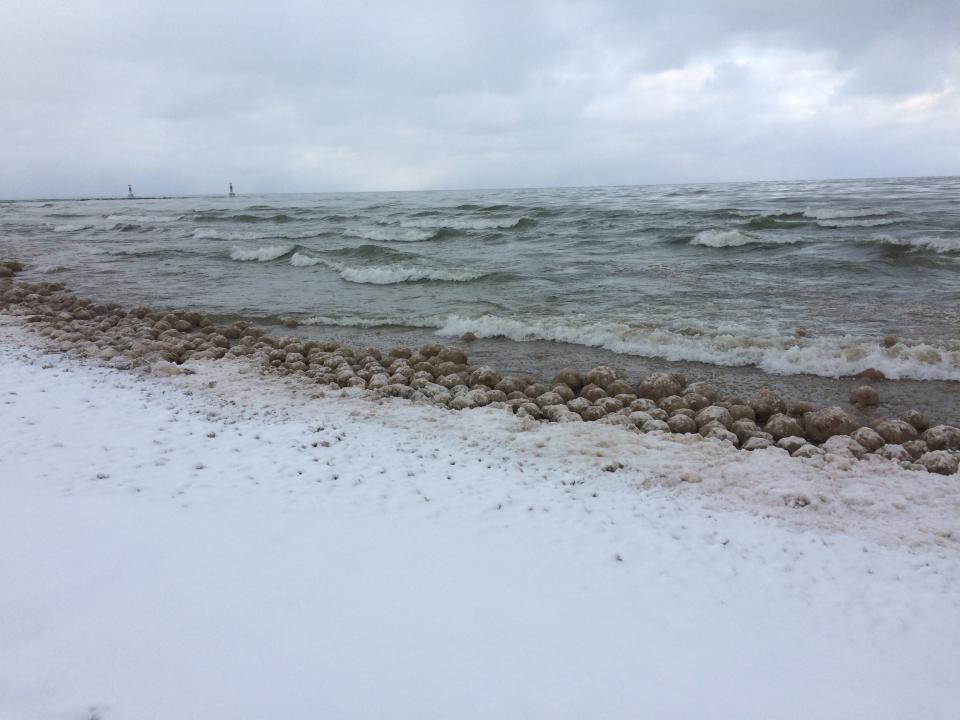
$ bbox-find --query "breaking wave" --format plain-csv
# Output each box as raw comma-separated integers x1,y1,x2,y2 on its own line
288,252,324,267
687,227,953,254
52,224,92,233
690,229,761,247
873,234,960,254
286,251,486,284
432,314,960,381
194,228,326,242
714,208,906,230
229,244,293,262
337,266,486,284
350,227,445,242
343,217,533,242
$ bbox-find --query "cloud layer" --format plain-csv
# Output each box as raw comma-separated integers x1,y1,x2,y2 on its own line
2,0,958,197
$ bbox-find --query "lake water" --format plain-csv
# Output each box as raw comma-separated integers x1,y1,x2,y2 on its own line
3,176,959,420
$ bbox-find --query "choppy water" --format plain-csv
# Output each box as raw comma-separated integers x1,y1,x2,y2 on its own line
2,177,959,394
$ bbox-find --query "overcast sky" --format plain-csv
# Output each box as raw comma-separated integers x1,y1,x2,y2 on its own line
1,0,958,197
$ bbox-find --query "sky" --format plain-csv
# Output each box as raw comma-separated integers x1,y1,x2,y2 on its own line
1,0,958,197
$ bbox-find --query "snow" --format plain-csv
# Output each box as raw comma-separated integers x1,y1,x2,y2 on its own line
1,322,959,720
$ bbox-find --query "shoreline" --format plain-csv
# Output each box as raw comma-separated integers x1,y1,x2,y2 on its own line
1,265,958,479
8,246,960,426
252,318,960,426
2,314,958,549
0,260,959,548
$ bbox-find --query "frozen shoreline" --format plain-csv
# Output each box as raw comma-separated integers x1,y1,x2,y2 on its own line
1,323,959,719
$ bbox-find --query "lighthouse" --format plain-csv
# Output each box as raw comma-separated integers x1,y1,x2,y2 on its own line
127,184,135,199
228,182,236,197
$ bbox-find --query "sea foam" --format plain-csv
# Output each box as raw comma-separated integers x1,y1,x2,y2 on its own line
289,252,325,267
229,244,293,262
434,314,960,381
874,235,960,254
690,229,757,247
337,265,485,285
352,227,440,243
286,251,485,284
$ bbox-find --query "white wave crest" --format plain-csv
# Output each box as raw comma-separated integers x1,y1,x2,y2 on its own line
196,228,325,242
287,252,485,284
52,223,91,233
229,244,292,262
352,227,438,242
348,217,528,241
433,314,960,381
690,229,757,247
289,252,324,267
803,207,891,220
874,235,960,254
337,265,485,285
723,208,788,219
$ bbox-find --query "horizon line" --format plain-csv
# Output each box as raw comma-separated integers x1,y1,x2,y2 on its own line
1,172,957,203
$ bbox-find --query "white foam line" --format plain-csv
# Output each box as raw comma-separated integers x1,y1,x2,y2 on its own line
434,314,960,380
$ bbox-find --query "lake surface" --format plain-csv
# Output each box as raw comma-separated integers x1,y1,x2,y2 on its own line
3,176,959,420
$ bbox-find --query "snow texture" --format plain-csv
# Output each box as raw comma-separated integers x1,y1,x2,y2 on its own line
1,322,959,720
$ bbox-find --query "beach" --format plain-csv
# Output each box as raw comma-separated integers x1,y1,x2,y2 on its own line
2,274,960,718
5,0,960,715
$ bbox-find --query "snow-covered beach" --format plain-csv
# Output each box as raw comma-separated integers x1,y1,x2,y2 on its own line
5,0,960,715
2,317,959,720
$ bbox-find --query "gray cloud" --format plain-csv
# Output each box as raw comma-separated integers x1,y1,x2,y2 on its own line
1,0,957,197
